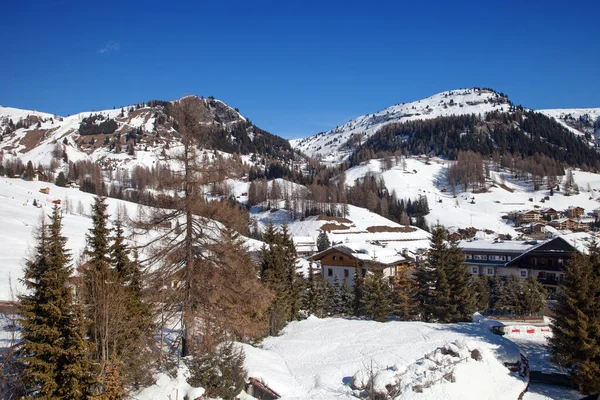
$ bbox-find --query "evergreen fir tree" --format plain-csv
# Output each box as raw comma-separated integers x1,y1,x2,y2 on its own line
414,256,435,322
340,280,354,315
24,160,35,180
260,222,303,335
496,275,523,313
17,207,96,399
446,237,474,322
353,264,366,317
469,276,491,313
521,276,547,315
305,262,326,316
549,243,600,394
316,230,331,252
426,226,453,322
330,275,344,315
362,269,392,322
81,197,113,362
391,269,418,320
55,172,67,187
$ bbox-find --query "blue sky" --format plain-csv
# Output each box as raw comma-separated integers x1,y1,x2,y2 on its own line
1,0,598,139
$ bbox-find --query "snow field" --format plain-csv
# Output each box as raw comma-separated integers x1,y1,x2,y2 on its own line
243,315,526,399
344,157,600,237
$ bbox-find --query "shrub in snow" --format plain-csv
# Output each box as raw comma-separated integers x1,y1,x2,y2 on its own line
351,363,403,399
185,342,245,400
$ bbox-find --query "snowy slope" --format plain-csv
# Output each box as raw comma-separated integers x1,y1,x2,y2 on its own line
243,315,526,399
344,157,600,236
0,177,263,301
537,108,600,139
252,203,430,251
0,96,270,174
292,88,511,162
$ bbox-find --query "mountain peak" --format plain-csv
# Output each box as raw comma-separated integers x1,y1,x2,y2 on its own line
291,88,513,162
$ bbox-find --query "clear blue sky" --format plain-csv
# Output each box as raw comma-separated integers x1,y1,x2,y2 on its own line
1,0,598,139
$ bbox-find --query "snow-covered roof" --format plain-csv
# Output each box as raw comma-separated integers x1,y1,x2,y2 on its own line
310,242,411,266
292,236,316,245
459,239,535,253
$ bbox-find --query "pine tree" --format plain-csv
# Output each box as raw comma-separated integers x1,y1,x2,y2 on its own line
426,226,453,322
446,237,474,322
496,275,523,313
17,207,96,399
305,261,324,316
521,276,547,315
469,276,491,313
362,269,392,322
353,265,366,317
391,269,418,320
330,275,343,314
260,223,302,335
24,160,35,180
110,217,155,389
563,169,576,196
55,172,66,187
549,243,600,394
340,280,354,315
414,257,435,322
81,197,113,363
316,230,330,252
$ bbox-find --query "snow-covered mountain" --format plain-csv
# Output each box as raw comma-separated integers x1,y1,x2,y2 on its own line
292,88,600,163
0,96,294,172
537,107,600,140
291,88,512,162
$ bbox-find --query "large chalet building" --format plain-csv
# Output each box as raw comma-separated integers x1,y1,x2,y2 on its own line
308,243,416,288
460,237,577,291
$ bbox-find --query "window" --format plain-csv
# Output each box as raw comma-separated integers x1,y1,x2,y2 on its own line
340,256,344,261
465,254,473,260
540,258,547,265
520,270,527,278
487,268,493,275
489,255,506,261
507,256,512,261
332,256,337,261
474,255,488,260
558,258,564,267
328,268,333,277
344,269,349,278
472,267,478,274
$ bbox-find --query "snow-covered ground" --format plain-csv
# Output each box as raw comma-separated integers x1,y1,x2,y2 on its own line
0,178,144,300
506,332,582,400
243,315,527,399
538,108,600,139
344,156,600,236
0,177,262,301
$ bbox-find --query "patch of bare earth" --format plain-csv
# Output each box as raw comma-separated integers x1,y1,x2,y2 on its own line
19,128,57,153
320,223,351,232
366,225,417,233
317,215,352,223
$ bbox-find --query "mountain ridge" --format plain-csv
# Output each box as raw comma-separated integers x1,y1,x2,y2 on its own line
291,88,600,163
